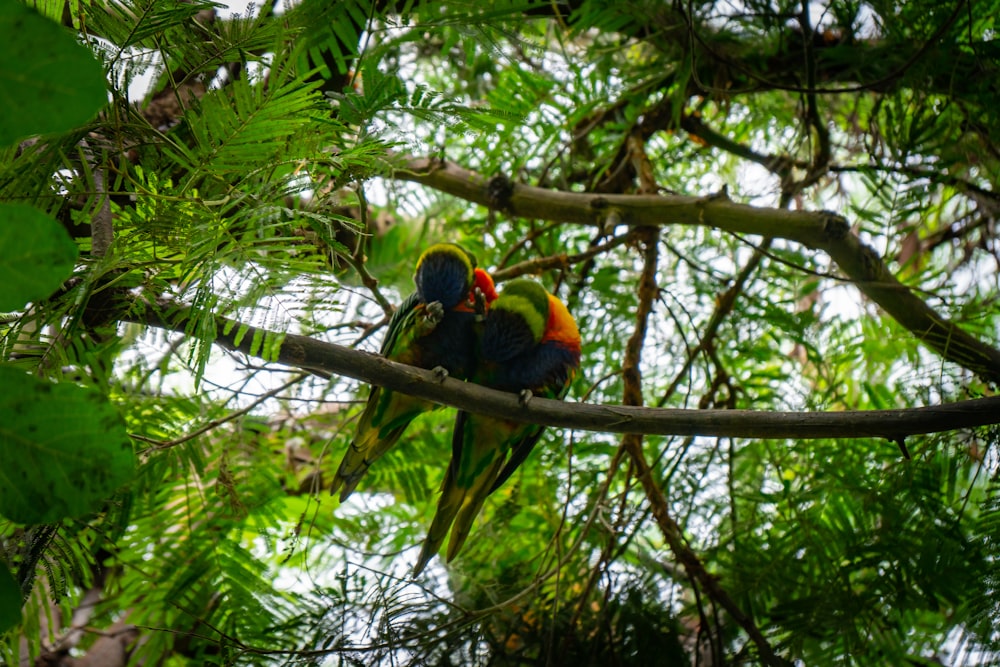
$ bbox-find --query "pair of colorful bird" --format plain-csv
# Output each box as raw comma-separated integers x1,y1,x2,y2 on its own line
329,243,581,575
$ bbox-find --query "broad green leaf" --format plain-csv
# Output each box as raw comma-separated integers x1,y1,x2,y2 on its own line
0,565,20,632
0,0,107,145
0,204,78,312
0,366,135,524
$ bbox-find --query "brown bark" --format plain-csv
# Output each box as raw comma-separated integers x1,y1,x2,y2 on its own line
396,156,1000,384
123,300,1000,443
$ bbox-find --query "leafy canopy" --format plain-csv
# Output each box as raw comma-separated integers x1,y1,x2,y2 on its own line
1,0,1000,665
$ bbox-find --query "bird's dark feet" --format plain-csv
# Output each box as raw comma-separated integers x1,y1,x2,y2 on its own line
473,287,487,319
425,300,444,323
417,301,445,335
518,389,533,406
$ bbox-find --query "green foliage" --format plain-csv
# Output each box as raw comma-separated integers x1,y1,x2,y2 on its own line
165,73,324,184
0,365,135,524
0,0,95,318
0,0,106,146
1,0,999,665
0,565,20,632
722,434,986,663
0,204,78,311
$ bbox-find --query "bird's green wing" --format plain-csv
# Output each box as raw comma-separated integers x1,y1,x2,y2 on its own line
380,291,421,355
331,294,441,501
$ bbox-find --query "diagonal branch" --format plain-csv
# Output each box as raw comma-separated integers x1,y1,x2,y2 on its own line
395,156,1000,384
618,154,784,660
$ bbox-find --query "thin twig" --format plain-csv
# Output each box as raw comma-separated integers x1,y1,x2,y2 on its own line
491,231,635,282
658,241,770,407
131,374,307,450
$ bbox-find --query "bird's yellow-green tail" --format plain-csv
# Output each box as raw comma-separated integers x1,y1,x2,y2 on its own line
331,387,429,502
412,412,515,574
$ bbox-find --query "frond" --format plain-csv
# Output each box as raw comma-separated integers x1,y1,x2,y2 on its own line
165,73,325,185
85,0,220,51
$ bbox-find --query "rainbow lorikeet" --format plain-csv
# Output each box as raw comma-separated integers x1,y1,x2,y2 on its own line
413,278,581,574
330,243,498,502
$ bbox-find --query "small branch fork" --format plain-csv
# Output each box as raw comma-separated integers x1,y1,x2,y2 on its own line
397,155,1000,385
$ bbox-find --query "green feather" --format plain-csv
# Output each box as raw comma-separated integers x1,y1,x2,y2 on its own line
490,295,546,342
413,278,581,574
331,297,440,501
331,244,480,502
493,279,549,329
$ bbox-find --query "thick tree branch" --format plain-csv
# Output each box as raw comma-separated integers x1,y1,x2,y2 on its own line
395,156,1000,384
125,301,1000,440
81,139,113,259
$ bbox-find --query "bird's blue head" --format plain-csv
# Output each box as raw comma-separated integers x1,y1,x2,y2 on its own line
414,243,477,309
